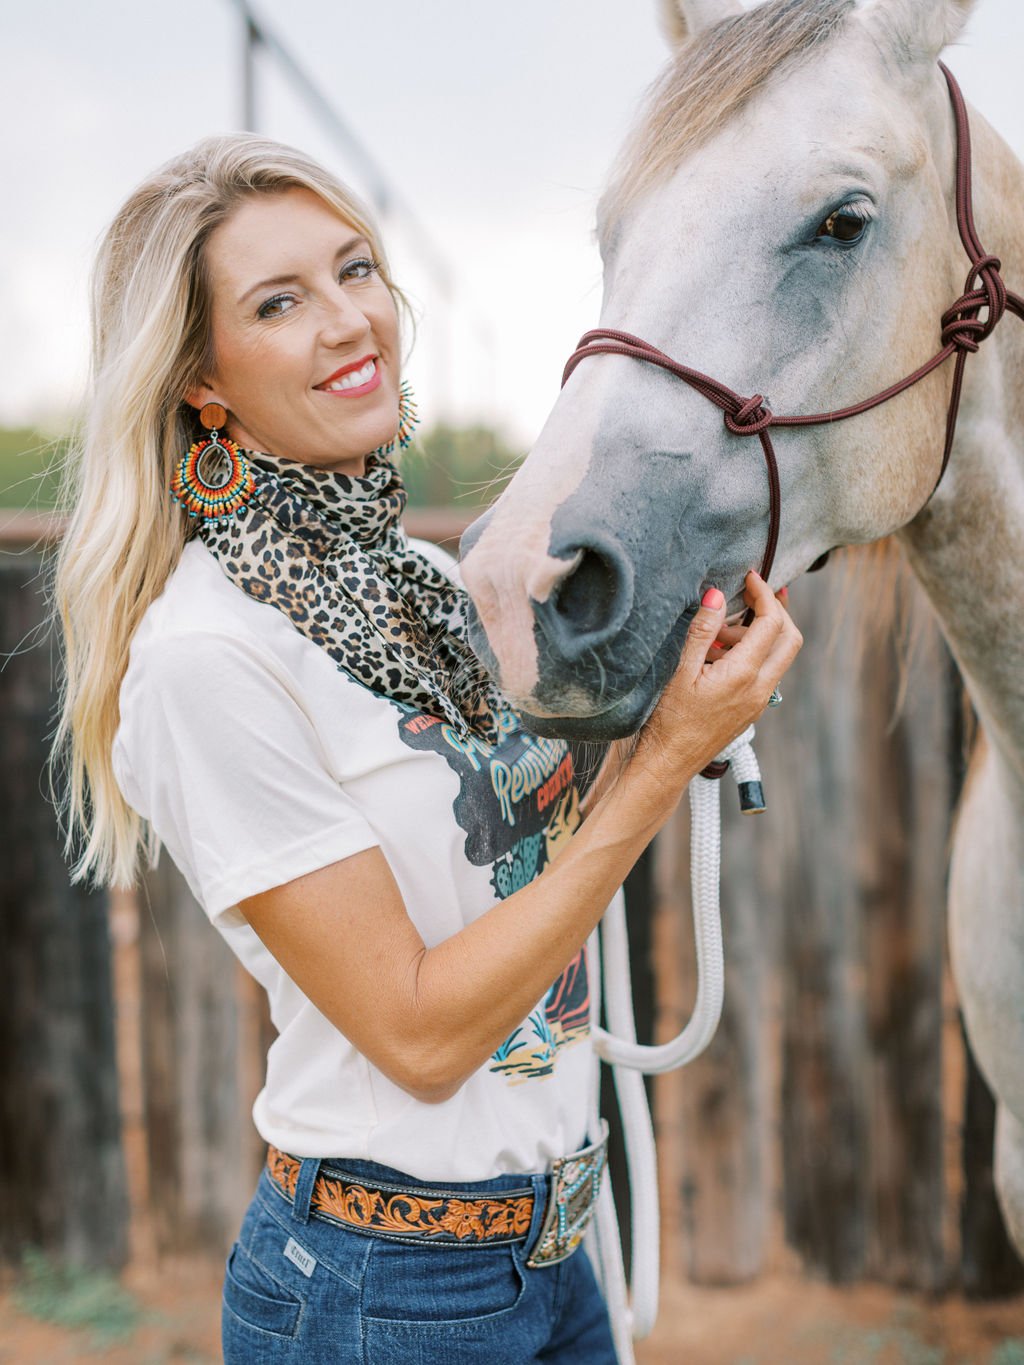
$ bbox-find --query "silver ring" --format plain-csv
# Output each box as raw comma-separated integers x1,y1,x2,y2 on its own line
767,685,783,708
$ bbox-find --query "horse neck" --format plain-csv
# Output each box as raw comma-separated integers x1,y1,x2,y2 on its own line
898,111,1024,787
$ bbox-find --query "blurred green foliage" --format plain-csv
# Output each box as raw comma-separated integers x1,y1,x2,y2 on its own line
0,427,69,510
401,423,523,509
13,1246,143,1347
0,423,521,512
991,1344,1024,1365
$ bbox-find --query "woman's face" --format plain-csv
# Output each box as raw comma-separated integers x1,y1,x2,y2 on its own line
188,186,401,475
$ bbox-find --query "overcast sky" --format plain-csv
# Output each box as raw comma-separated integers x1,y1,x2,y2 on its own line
3,0,1022,447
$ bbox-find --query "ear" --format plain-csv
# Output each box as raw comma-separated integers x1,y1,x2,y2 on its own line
182,382,220,412
657,0,743,48
857,0,977,63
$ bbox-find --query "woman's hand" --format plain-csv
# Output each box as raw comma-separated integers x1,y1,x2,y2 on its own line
628,569,802,786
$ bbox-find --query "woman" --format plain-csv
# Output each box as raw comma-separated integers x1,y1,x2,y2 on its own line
50,133,801,1363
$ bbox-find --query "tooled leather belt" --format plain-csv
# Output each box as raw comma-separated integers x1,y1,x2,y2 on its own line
265,1125,608,1269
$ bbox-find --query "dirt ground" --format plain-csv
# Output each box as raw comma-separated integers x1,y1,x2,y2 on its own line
1,1257,1023,1365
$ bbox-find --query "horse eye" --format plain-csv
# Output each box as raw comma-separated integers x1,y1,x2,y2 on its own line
817,209,867,243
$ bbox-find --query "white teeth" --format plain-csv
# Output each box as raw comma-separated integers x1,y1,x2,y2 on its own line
321,359,376,392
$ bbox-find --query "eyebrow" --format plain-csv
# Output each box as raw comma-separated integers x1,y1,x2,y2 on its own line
236,235,370,306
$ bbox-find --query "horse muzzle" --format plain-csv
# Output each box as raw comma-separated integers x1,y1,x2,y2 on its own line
460,509,693,740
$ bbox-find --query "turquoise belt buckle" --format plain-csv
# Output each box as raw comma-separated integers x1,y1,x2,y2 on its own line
526,1120,609,1268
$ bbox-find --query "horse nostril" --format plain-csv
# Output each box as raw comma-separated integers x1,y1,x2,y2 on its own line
536,536,634,659
552,549,619,636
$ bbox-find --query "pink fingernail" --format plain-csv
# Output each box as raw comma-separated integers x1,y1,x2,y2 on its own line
702,588,724,609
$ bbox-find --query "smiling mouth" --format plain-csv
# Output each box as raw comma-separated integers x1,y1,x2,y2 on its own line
314,355,381,395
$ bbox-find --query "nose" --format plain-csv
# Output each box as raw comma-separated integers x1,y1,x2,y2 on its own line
533,526,634,663
320,290,372,347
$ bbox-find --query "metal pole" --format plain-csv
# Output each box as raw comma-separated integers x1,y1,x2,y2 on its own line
226,0,453,296
241,16,259,131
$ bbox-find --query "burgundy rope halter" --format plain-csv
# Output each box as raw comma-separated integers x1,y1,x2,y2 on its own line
562,63,1024,603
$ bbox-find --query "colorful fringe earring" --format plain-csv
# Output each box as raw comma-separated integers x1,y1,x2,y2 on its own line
169,402,256,523
376,381,419,457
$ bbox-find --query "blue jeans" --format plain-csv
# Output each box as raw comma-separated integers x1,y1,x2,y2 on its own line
221,1155,618,1364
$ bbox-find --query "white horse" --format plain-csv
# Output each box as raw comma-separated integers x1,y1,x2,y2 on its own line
460,0,1024,1255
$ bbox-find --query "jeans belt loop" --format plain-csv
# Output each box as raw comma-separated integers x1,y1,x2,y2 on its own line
523,1171,552,1262
290,1155,323,1225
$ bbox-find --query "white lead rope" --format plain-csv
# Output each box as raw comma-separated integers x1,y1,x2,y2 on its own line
586,725,763,1364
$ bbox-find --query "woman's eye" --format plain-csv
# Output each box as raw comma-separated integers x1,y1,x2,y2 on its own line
341,256,380,282
816,208,869,244
257,293,293,319
255,258,379,317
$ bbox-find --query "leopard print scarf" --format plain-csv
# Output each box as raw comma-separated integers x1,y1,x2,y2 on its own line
194,445,508,740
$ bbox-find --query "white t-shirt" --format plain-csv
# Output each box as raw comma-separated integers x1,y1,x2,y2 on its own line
112,535,600,1181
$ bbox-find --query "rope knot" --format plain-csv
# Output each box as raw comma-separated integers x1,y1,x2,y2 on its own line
724,394,773,436
941,254,1008,352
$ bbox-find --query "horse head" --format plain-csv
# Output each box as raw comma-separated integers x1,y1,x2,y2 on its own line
460,0,979,739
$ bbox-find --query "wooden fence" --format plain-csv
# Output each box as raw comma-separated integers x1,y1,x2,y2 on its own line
1,510,1021,1298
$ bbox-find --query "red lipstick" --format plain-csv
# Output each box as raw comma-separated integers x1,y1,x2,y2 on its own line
315,353,377,388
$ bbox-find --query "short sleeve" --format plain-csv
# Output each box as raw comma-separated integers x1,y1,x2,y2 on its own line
113,630,380,925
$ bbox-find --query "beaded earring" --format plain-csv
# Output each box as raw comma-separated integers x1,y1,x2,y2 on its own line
375,381,419,457
169,402,256,523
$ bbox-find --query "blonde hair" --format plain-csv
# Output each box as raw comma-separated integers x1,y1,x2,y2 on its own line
48,133,406,890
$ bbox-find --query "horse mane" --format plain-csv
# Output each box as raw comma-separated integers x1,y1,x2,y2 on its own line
602,0,856,225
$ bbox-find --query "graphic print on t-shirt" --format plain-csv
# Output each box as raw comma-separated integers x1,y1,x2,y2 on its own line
396,705,590,1083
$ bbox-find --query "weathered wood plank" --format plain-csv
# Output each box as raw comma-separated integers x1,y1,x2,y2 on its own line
137,856,260,1254
858,608,952,1290
0,557,127,1268
771,568,872,1281
778,556,953,1288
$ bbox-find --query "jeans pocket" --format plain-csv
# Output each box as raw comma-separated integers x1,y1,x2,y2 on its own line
362,1240,526,1327
223,1239,303,1339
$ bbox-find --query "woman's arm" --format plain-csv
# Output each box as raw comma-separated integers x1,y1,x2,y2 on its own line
238,572,801,1102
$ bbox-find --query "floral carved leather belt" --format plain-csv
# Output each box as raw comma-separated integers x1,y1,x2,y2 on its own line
265,1125,607,1267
